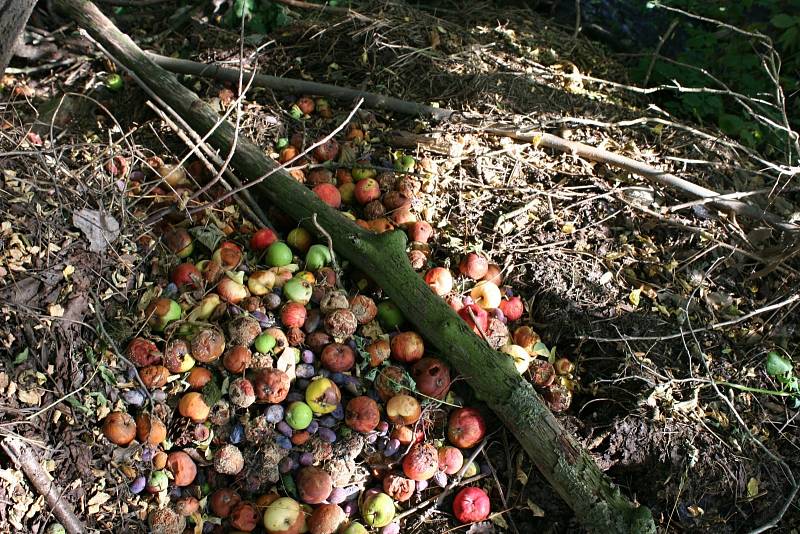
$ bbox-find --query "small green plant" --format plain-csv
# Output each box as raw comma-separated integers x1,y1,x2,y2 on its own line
633,1,799,156
221,0,290,34
765,351,799,406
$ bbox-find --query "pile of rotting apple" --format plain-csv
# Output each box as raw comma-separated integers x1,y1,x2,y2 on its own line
101,95,577,534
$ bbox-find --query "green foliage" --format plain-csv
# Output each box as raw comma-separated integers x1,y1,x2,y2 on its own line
765,351,800,407
221,0,290,34
634,1,800,154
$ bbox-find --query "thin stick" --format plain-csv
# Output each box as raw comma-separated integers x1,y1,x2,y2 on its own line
273,0,372,22
149,53,799,232
1,437,86,534
312,213,342,287
148,53,454,120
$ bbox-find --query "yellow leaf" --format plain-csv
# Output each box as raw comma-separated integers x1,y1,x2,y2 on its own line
629,288,641,307
747,477,759,498
63,265,75,278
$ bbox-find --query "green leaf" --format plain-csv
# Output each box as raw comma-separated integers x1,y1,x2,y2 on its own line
13,347,29,365
771,14,798,29
532,342,550,358
766,351,793,377
189,225,225,253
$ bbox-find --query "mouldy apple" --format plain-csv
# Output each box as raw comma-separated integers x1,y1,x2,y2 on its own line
452,487,490,523
386,394,421,425
230,501,260,532
253,368,291,404
145,298,181,331
166,451,197,486
402,441,439,481
163,228,194,258
345,396,381,433
223,345,252,374
163,339,195,373
147,507,186,534
305,377,341,414
296,466,333,504
411,357,451,399
190,327,226,362
126,337,161,367
102,411,136,446
214,444,245,475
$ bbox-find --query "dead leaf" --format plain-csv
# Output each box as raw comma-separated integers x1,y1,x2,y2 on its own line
72,209,120,253
747,477,759,498
489,514,508,529
527,498,545,517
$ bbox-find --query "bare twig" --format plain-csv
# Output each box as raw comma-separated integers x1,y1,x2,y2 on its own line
273,0,373,22
1,437,86,534
312,213,342,288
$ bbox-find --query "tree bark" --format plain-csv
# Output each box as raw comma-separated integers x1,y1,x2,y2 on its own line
0,0,37,75
53,1,656,531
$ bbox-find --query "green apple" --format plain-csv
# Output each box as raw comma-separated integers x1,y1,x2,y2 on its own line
361,492,395,528
265,242,293,267
394,154,415,173
340,523,368,534
285,401,313,430
377,301,405,330
305,244,332,271
254,333,277,354
287,227,312,253
283,278,313,305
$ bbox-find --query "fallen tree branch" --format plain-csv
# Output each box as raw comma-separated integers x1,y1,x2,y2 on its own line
149,53,799,234
1,437,85,534
55,1,656,531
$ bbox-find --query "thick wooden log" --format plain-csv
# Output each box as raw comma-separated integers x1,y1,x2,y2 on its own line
0,0,37,74
53,1,656,531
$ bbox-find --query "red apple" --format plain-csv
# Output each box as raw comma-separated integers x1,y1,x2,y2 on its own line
458,253,489,280
401,442,438,481
457,304,488,334
354,178,381,205
171,262,200,289
250,228,278,250
313,183,342,208
424,267,453,296
447,407,486,448
452,487,490,523
390,331,424,364
408,221,433,243
499,296,524,321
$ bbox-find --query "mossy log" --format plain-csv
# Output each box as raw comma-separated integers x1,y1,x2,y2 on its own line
54,1,656,531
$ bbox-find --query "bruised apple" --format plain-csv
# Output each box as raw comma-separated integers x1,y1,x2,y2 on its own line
345,396,381,433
